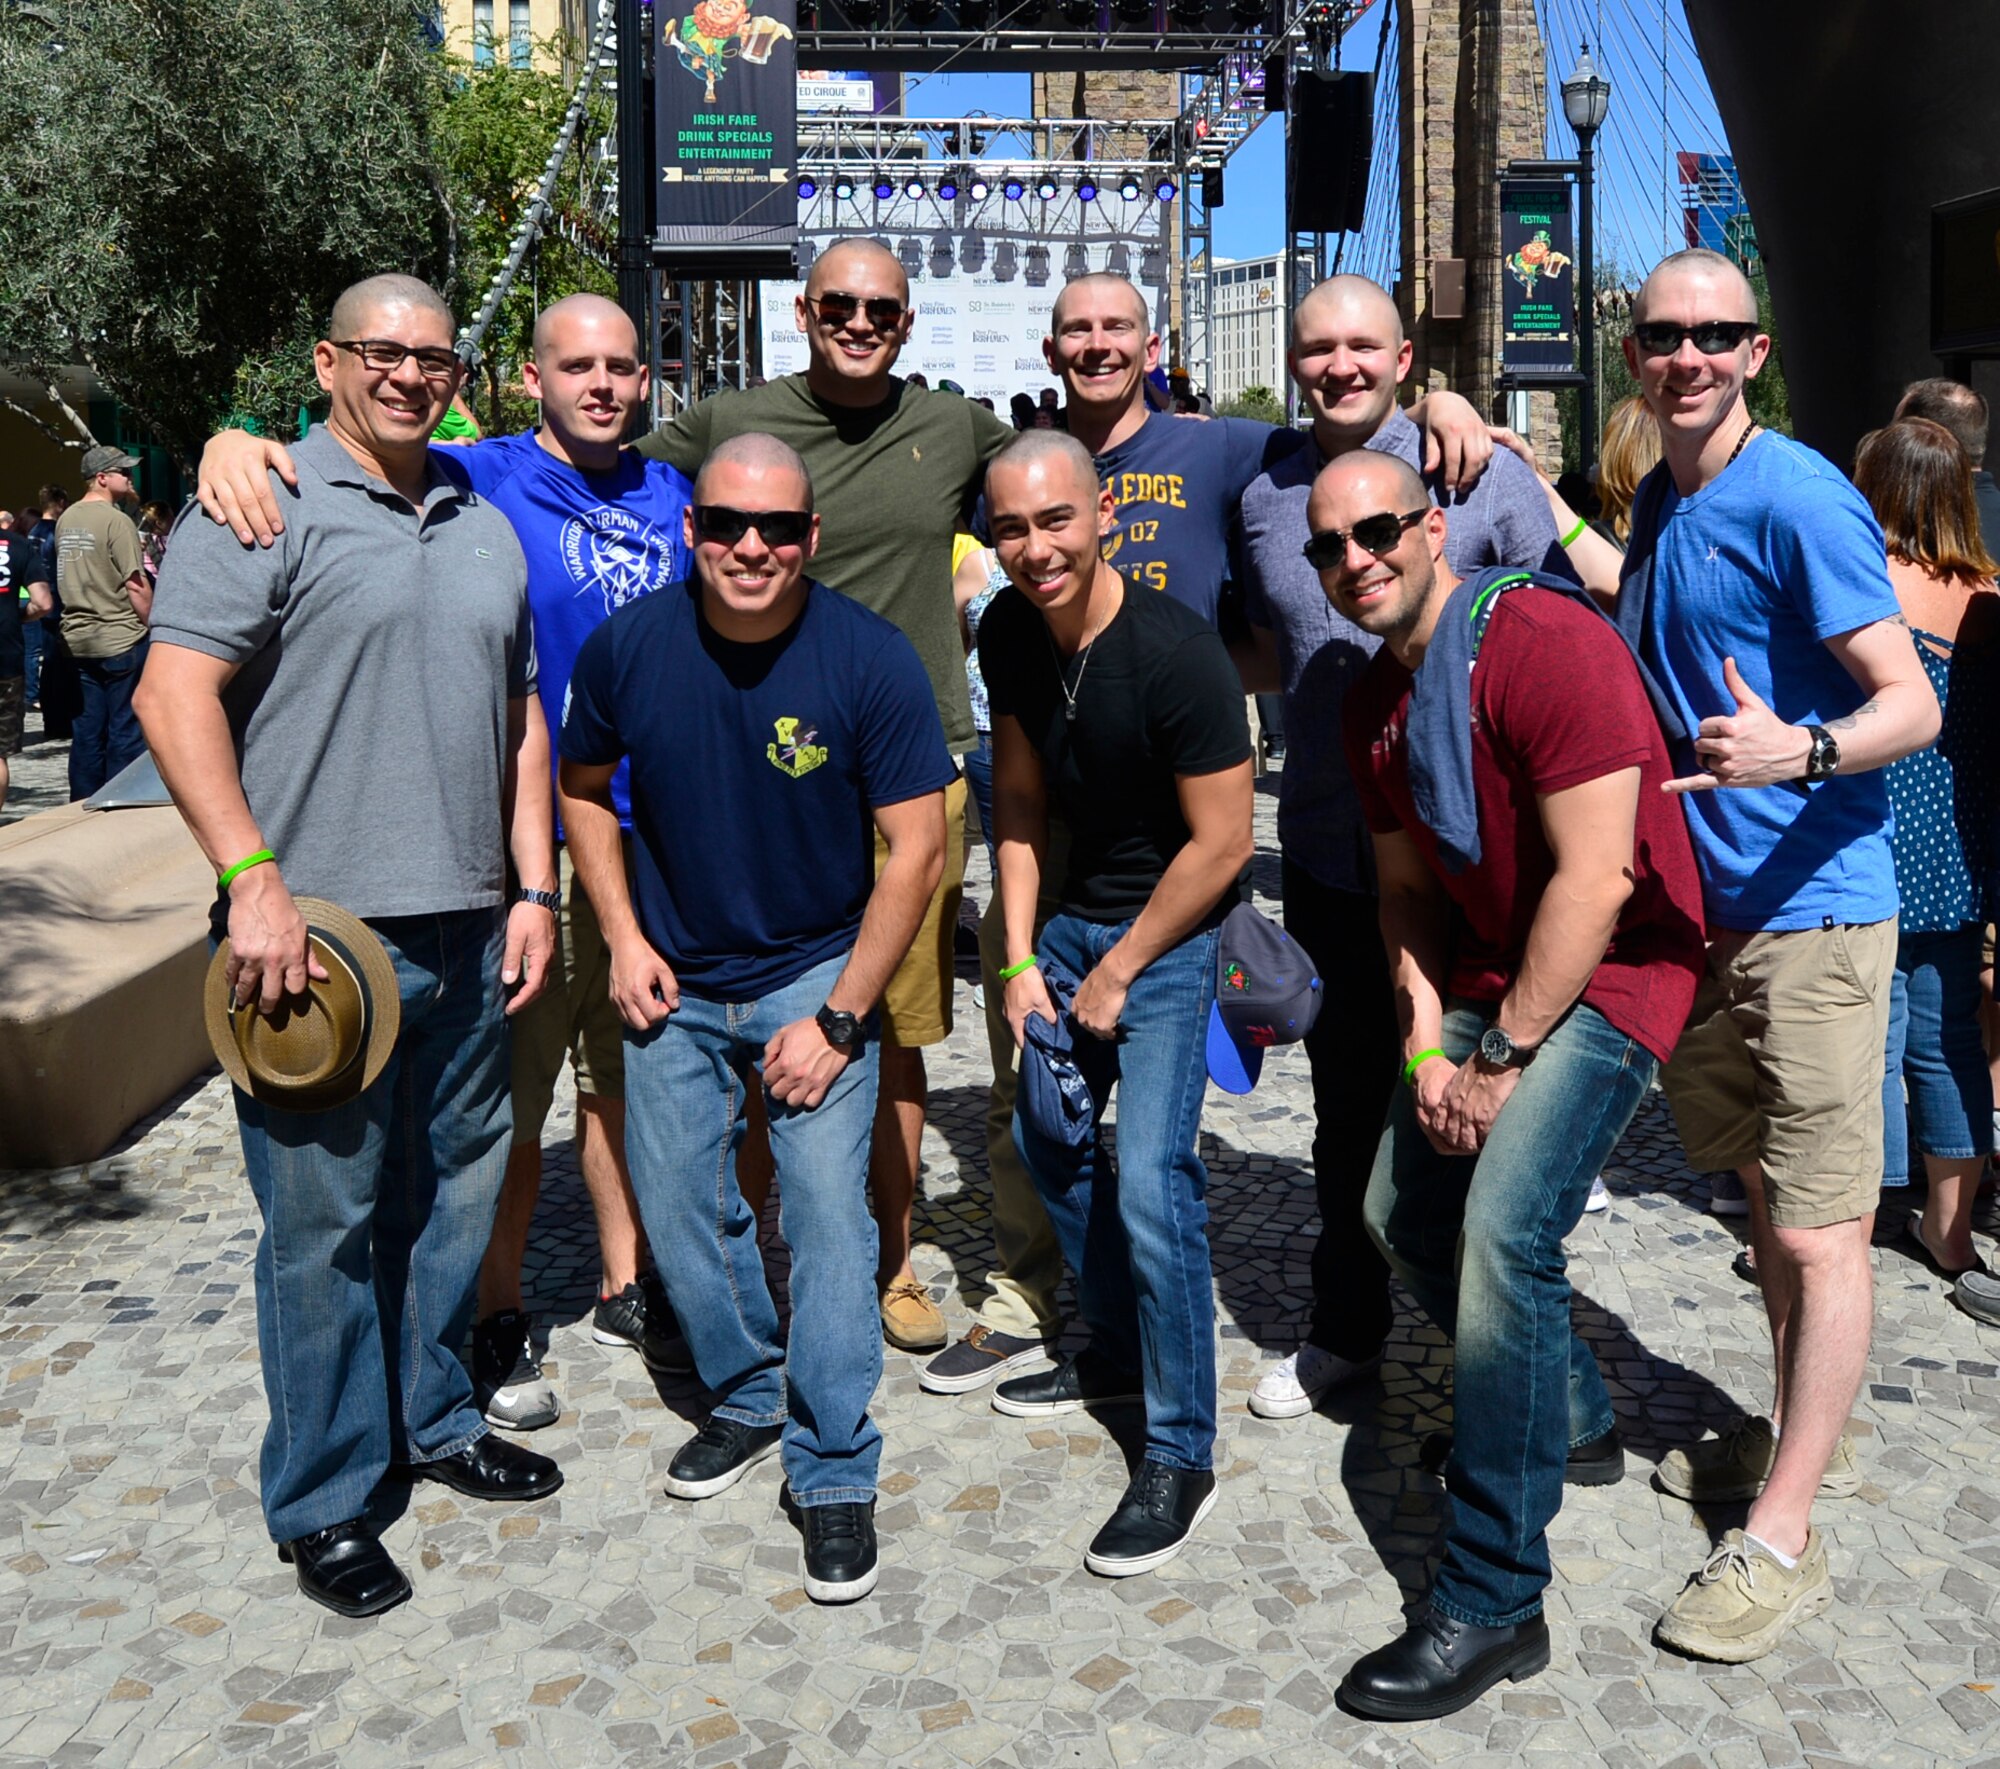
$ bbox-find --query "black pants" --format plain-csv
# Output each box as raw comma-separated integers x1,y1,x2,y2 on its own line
1281,858,1399,1361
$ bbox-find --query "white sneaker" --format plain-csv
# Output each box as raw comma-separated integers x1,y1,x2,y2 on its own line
1247,1344,1381,1419
1708,1172,1750,1217
1583,1174,1611,1214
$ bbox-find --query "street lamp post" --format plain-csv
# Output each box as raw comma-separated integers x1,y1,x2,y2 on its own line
1561,44,1611,475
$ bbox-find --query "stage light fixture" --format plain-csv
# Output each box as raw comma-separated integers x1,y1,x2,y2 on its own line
1112,0,1152,21
1106,241,1132,276
929,231,955,277
968,174,990,200
798,175,818,199
958,0,993,22
833,174,856,199
1035,175,1058,200
1154,176,1177,201
905,176,927,199
938,166,965,200
1058,0,1095,24
1167,0,1206,23
960,230,987,273
897,237,923,277
1227,0,1267,23
873,176,895,200
1063,243,1089,280
1139,244,1165,281
1003,177,1025,201
1118,174,1141,200
906,0,943,21
993,242,1019,283
1024,245,1051,288
845,0,883,21
1077,177,1098,201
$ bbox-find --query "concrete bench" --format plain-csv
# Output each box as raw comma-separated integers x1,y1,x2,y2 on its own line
0,802,216,1170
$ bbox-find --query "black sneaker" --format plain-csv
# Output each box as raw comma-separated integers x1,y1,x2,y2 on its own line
663,1415,784,1500
991,1349,1143,1418
472,1309,560,1431
1419,1426,1625,1487
802,1501,879,1603
592,1274,694,1374
919,1326,1056,1395
1084,1461,1218,1577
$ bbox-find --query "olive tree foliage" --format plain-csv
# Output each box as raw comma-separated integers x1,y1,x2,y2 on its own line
0,0,455,467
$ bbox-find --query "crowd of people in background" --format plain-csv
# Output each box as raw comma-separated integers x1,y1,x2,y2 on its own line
7,233,1997,1724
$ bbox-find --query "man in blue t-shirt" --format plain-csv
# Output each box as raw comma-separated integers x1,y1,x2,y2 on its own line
191,294,697,1435
558,432,951,1605
1615,250,1939,1665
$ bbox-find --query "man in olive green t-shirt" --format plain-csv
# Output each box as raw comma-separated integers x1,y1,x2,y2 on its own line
637,239,1015,1359
56,445,152,800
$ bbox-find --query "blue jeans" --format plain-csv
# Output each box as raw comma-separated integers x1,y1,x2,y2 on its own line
23,619,42,704
236,909,510,1542
1883,923,1992,1185
964,732,996,874
1012,912,1220,1472
1364,1000,1655,1628
68,636,148,801
622,952,882,1505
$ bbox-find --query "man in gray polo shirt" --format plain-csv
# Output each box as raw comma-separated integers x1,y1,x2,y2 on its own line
1233,274,1568,1421
136,274,564,1621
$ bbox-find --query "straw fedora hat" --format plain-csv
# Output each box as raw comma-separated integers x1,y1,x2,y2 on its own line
203,898,400,1111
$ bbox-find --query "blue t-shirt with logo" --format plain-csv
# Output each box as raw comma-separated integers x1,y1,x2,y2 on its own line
560,580,955,998
434,430,693,830
1630,432,1901,931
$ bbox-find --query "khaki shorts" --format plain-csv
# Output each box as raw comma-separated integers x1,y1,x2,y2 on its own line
874,773,968,1049
1660,919,1895,1228
510,841,632,1144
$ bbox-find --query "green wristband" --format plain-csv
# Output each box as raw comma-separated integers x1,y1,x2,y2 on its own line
216,848,276,893
1401,1047,1446,1087
997,954,1039,982
1558,513,1588,549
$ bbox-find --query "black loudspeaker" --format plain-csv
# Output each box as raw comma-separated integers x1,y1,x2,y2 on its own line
1287,69,1373,235
1202,165,1225,209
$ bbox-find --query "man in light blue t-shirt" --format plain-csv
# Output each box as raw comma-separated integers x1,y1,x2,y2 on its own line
1615,249,1939,1666
194,295,698,1435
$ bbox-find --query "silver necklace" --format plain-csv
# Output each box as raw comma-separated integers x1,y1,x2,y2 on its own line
1049,614,1110,722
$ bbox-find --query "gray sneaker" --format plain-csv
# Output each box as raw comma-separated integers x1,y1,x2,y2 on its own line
1956,1268,2000,1327
472,1310,560,1431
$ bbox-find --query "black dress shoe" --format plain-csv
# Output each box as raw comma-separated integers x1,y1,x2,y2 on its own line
279,1521,412,1618
1338,1606,1551,1721
1084,1461,1218,1576
990,1349,1143,1419
802,1501,879,1603
1419,1426,1625,1487
405,1432,562,1501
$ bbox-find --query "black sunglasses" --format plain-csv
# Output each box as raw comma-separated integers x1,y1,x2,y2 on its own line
331,338,462,379
1302,507,1429,569
809,291,908,331
693,505,812,548
1630,320,1758,357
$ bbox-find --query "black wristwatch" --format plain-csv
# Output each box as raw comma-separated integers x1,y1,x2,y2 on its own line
1803,724,1841,784
1477,1024,1538,1070
517,886,561,912
816,1004,862,1048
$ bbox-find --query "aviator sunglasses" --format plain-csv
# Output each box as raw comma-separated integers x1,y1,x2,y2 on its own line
809,291,909,330
1630,319,1758,356
693,505,813,548
1301,507,1429,569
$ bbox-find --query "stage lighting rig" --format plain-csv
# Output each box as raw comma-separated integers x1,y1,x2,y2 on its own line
833,174,856,199
873,175,895,200
1167,0,1208,23
1063,243,1089,280
1118,174,1142,200
843,0,883,21
1035,174,1059,200
1003,177,1026,201
1077,176,1098,201
993,242,1019,283
798,176,818,198
969,174,991,200
904,0,943,21
1024,245,1051,288
1058,0,1096,25
1112,0,1153,20
937,167,964,200
904,175,927,198
1154,176,1177,200
1227,0,1268,24
960,231,987,273
956,0,993,24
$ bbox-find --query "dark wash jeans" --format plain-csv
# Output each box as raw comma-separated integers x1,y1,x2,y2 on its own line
235,909,510,1542
68,636,148,801
1012,912,1221,1472
1364,999,1654,1628
1280,859,1399,1362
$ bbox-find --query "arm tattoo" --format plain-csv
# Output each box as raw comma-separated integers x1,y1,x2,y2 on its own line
1824,699,1880,734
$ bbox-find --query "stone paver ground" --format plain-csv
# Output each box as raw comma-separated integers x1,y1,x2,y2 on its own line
5,728,2000,1767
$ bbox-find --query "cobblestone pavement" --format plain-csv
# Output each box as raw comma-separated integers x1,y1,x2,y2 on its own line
5,743,2000,1768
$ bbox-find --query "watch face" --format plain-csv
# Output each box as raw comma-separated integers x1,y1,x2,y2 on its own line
1479,1025,1512,1065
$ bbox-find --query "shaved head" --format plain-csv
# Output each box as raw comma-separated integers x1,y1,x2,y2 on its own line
1291,274,1402,350
986,428,1100,500
329,274,454,342
1634,248,1757,324
533,292,638,360
1310,447,1429,515
694,432,814,506
805,237,909,304
1051,272,1149,333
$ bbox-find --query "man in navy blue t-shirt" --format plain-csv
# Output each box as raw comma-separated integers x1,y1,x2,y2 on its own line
558,432,951,1604
191,294,697,1435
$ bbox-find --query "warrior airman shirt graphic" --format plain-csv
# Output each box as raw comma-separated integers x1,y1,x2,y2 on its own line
561,580,954,998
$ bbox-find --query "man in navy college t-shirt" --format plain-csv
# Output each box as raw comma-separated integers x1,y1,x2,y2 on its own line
558,432,951,1606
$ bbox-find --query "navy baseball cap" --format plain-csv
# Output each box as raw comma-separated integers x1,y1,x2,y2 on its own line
1205,903,1322,1094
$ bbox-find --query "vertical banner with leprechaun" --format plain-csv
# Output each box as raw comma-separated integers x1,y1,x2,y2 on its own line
1498,178,1577,377
653,0,799,271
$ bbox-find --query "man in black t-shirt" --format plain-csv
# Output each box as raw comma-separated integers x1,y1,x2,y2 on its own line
977,431,1255,1578
0,531,53,810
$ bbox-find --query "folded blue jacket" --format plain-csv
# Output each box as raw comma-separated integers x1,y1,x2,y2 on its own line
1017,951,1115,1155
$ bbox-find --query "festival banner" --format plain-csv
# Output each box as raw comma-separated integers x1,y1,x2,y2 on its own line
1499,178,1577,376
654,0,799,274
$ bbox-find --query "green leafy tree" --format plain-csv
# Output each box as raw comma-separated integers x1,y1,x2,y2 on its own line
0,0,454,468
1219,384,1286,425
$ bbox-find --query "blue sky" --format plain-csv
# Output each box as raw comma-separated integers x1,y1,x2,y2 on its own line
909,0,1729,281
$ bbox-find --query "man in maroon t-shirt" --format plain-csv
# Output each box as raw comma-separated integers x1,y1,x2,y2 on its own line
1311,451,1705,1721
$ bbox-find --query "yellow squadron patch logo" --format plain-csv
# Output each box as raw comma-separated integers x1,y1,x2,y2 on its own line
767,716,828,778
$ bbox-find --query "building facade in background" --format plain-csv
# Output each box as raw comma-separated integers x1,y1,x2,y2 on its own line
1182,254,1287,404
439,0,587,72
1677,151,1758,266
